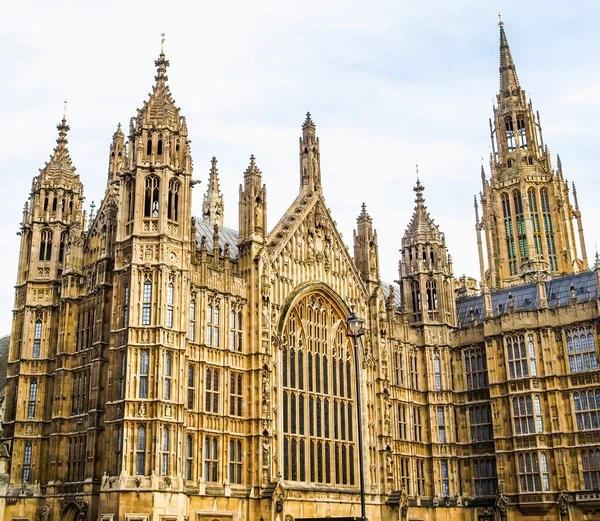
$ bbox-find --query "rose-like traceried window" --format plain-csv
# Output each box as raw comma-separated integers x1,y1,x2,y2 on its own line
281,292,356,486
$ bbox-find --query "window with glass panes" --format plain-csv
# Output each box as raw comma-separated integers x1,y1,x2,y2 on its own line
567,327,598,373
164,352,172,400
518,452,549,492
230,307,243,351
393,349,404,386
162,426,170,475
205,368,219,413
512,395,542,435
139,350,149,398
204,435,218,482
582,449,600,490
465,347,489,390
441,460,450,496
397,403,408,440
507,334,535,378
413,406,423,442
33,319,42,358
229,438,243,484
189,299,196,342
136,425,146,475
416,458,426,495
281,293,356,486
574,389,600,430
438,406,446,442
187,364,195,410
22,442,32,483
206,301,220,346
186,435,193,480
28,379,37,419
229,372,243,417
142,276,152,325
166,282,174,328
400,457,411,495
473,458,498,496
434,355,442,390
469,404,493,442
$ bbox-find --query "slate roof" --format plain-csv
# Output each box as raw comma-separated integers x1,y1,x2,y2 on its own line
194,219,239,260
456,271,598,328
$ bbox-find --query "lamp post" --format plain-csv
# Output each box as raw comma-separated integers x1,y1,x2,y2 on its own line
346,308,366,521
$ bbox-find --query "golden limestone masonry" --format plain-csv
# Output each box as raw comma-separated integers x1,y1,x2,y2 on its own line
1,19,599,521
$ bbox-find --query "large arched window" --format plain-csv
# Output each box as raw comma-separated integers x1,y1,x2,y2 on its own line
282,292,356,486
167,179,180,221
144,176,160,218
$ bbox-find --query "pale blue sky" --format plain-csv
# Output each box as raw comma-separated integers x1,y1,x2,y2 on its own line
1,1,600,333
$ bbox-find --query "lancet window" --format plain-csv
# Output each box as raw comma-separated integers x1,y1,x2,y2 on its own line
501,193,517,275
513,190,528,262
167,179,180,221
282,292,356,486
144,176,160,218
528,188,543,255
505,116,516,152
39,229,52,261
516,114,527,149
540,188,557,271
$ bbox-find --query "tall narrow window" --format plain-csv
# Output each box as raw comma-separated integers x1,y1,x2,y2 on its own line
142,277,152,325
540,453,550,491
157,139,163,156
426,279,437,312
166,282,174,328
59,231,67,263
534,395,543,433
119,352,126,399
190,299,196,342
23,442,32,483
397,404,407,439
229,439,243,484
186,435,193,480
434,355,442,390
116,425,123,474
438,406,446,442
205,368,219,413
501,193,517,276
441,460,450,496
540,188,557,271
139,350,149,398
411,281,421,318
528,189,543,256
416,459,426,495
123,283,130,327
164,352,172,400
512,396,535,435
39,229,53,261
144,176,160,218
187,364,195,410
213,306,220,347
167,179,180,221
136,425,146,475
505,116,516,152
146,137,153,155
513,190,528,263
206,303,213,345
230,308,243,351
162,425,170,476
204,436,218,482
474,458,498,496
516,115,528,149
28,379,37,419
126,180,135,224
230,372,243,417
469,404,493,442
33,319,42,358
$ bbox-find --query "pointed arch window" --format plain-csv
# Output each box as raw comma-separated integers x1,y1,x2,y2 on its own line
513,190,528,262
142,276,152,325
282,293,356,486
43,196,49,212
52,196,57,212
528,188,543,256
144,176,160,218
501,193,517,275
136,425,146,475
59,231,67,264
426,279,437,311
23,441,32,483
516,115,528,149
411,280,421,319
505,116,516,152
39,229,53,261
33,319,42,358
146,137,153,156
157,139,163,156
167,179,180,221
125,179,135,224
540,188,557,271
434,355,442,390
166,282,174,328
28,379,37,419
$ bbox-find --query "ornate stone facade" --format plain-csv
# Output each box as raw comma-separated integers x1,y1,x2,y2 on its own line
1,19,598,521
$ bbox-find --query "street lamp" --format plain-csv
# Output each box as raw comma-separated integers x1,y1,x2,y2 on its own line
346,308,366,521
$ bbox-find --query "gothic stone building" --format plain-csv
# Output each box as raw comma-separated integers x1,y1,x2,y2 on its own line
2,20,599,521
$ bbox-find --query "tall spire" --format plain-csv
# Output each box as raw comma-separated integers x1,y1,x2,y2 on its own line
498,15,520,95
202,157,224,226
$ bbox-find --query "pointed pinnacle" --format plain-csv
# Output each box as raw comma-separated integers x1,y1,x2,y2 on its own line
499,17,520,94
303,111,315,128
